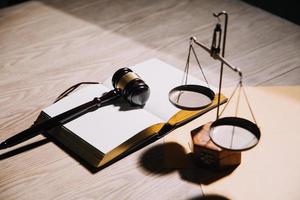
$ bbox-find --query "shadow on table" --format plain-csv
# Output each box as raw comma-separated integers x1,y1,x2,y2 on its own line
0,138,49,160
188,194,230,200
139,142,237,186
0,133,105,173
139,142,236,199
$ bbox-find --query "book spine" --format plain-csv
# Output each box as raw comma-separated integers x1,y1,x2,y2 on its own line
157,123,174,138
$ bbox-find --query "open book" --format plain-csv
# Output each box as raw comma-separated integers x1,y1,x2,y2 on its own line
37,59,226,168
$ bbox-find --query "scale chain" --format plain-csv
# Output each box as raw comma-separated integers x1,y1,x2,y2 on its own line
241,86,258,124
191,45,210,88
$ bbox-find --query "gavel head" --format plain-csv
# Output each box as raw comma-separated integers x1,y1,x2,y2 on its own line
112,68,150,106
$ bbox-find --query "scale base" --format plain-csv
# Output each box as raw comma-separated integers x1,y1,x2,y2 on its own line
191,122,241,170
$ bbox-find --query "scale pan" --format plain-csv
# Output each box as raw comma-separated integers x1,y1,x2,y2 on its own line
209,117,261,151
169,85,215,110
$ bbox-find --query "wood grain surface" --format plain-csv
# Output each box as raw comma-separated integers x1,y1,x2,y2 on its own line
0,0,299,199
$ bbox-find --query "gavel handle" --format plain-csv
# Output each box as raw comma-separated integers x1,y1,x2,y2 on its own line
0,89,122,149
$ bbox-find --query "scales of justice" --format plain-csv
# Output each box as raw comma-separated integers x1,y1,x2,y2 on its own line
168,11,261,168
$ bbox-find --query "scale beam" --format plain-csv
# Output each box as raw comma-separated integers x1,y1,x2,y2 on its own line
190,37,243,78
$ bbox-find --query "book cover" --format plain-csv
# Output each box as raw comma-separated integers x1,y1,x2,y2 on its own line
37,59,226,168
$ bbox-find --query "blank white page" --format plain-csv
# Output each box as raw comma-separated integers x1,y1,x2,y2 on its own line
43,84,162,154
104,59,214,121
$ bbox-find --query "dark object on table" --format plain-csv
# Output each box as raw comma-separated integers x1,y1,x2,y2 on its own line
243,0,300,25
0,0,28,8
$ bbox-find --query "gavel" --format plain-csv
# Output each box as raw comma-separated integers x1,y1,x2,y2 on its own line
0,68,150,149
112,67,150,106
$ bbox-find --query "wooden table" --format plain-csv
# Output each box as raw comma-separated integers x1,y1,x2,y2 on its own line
1,1,300,199
165,86,300,200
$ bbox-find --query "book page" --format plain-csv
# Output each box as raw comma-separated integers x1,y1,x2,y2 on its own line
43,84,162,154
103,59,215,121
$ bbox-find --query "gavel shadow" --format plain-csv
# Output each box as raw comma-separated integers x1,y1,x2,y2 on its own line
0,138,49,160
139,142,237,186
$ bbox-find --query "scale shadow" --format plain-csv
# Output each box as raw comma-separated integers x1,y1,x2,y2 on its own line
188,194,230,200
139,142,237,185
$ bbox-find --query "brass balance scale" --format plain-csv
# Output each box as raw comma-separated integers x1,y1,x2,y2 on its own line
168,11,261,155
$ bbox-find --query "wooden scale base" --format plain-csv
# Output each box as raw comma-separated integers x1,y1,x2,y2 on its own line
191,122,241,170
